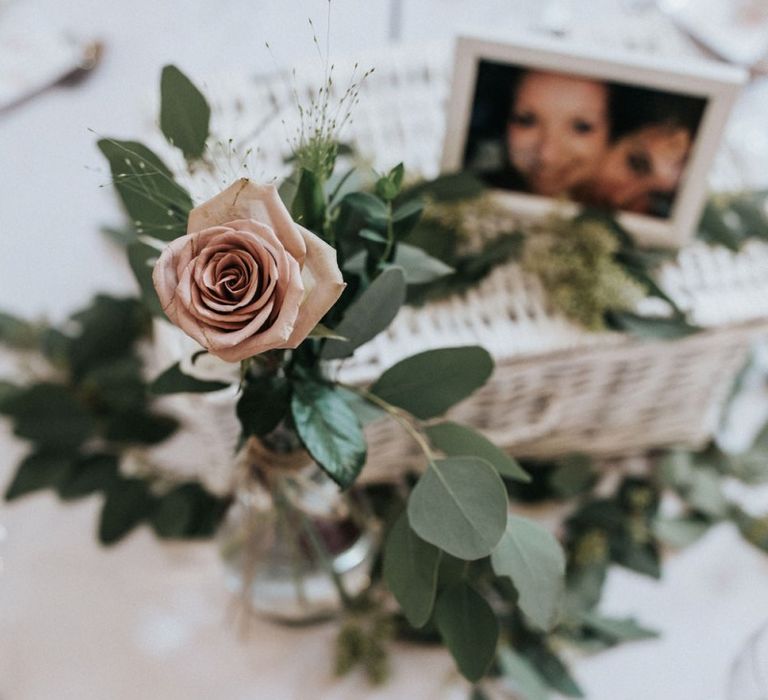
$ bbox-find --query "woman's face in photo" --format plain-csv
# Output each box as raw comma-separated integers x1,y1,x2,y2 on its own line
507,72,610,197
589,124,692,214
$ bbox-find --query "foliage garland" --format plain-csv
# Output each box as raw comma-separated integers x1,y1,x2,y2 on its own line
2,64,768,699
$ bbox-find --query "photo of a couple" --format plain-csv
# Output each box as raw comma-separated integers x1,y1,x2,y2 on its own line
464,61,707,219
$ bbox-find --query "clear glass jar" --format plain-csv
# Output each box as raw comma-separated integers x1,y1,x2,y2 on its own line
217,434,376,624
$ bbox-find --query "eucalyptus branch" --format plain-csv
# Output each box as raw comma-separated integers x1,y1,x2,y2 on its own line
341,384,436,463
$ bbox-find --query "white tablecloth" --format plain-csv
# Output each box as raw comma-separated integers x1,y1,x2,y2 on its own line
3,1,768,698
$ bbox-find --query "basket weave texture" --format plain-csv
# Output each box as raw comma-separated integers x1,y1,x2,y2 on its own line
187,43,768,483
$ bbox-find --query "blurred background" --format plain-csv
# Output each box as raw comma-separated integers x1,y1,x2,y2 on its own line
2,1,768,698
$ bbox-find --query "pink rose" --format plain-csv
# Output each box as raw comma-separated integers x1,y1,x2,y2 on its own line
152,178,345,362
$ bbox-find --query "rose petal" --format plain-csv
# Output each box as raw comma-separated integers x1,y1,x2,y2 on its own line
284,224,346,347
187,179,307,264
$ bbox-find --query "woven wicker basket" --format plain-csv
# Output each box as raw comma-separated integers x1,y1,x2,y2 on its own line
171,41,768,484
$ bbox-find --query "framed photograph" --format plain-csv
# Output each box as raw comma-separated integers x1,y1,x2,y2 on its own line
442,33,747,247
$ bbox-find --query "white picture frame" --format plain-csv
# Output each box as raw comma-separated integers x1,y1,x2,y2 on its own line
441,33,747,248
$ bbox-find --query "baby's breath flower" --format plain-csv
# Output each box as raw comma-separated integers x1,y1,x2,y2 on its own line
522,215,645,330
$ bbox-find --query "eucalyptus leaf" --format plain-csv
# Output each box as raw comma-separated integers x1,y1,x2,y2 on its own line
5,452,74,500
391,199,425,239
425,422,530,482
291,380,366,489
159,65,210,160
408,457,507,560
653,516,710,548
434,583,499,682
497,647,550,700
335,388,387,427
579,612,659,642
370,346,493,420
526,646,584,698
393,243,454,284
490,515,566,631
321,267,406,359
401,172,486,203
687,467,729,518
343,191,389,228
549,455,595,497
98,138,191,240
383,512,441,627
151,362,231,395
605,311,699,339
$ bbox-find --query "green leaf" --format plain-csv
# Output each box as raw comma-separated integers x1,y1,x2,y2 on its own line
526,646,584,698
68,295,149,380
392,243,454,284
687,467,729,518
579,612,659,642
99,477,155,544
335,388,386,427
127,241,164,316
0,310,39,348
653,516,710,548
358,228,388,244
697,200,744,250
408,457,507,560
159,65,210,160
434,583,499,682
401,172,486,203
98,139,192,240
321,267,406,359
383,512,441,627
391,199,425,239
375,163,405,201
490,515,566,631
0,381,21,411
2,383,94,449
425,422,530,482
291,380,367,489
343,192,389,228
497,647,550,700
80,356,146,413
237,374,291,437
151,362,231,395
371,346,493,420
5,452,74,500
104,410,178,445
58,454,120,500
605,311,699,339
549,455,596,497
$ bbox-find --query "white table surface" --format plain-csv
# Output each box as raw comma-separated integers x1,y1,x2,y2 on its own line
3,1,768,698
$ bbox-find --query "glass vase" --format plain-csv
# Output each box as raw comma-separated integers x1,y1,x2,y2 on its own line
217,434,376,624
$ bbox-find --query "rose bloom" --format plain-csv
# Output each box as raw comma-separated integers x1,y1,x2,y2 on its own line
152,178,345,362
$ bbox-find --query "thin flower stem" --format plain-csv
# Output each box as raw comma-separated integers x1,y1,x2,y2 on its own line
341,384,436,464
273,478,352,609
